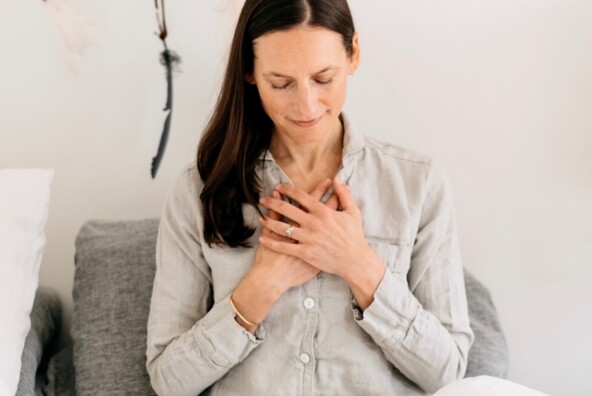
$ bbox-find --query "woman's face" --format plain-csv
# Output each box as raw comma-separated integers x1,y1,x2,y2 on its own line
249,26,359,145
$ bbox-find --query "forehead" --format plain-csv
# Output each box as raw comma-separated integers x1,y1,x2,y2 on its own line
252,26,347,73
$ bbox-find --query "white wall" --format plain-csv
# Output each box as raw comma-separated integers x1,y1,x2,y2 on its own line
1,1,591,395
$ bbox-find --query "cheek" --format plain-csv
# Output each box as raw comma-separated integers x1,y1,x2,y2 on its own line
327,80,348,106
259,89,288,116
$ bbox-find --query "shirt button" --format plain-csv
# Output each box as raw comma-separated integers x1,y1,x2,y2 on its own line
299,353,311,364
303,297,316,310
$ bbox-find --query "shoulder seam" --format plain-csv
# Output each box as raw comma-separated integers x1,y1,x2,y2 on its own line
362,136,433,167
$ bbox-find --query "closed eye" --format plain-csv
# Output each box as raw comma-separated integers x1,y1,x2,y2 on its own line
315,78,334,86
271,82,291,90
270,77,334,90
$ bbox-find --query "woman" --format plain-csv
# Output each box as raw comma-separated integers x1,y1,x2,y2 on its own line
146,0,474,395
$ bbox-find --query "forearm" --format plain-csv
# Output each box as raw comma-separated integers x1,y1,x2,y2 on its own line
342,245,386,311
343,247,470,392
146,296,263,396
231,268,284,333
352,270,472,393
386,306,471,393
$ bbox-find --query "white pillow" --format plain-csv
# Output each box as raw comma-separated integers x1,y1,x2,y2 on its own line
433,376,549,396
0,169,54,396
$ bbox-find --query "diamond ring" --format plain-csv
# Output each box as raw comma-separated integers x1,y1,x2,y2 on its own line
284,225,295,239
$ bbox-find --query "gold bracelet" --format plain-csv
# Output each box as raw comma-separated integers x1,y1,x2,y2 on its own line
229,295,257,327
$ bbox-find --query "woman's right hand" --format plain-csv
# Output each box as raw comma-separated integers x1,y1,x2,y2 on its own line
231,179,339,331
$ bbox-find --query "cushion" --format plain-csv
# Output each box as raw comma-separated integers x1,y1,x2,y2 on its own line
16,287,62,396
0,169,54,396
71,219,160,395
45,344,75,396
464,270,510,378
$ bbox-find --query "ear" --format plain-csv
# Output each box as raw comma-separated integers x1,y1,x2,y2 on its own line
245,73,256,84
348,32,361,75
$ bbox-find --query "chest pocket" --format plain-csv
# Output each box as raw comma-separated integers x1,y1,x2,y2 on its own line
366,237,412,276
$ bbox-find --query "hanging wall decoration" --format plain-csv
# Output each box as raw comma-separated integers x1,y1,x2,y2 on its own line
151,0,181,179
43,0,103,75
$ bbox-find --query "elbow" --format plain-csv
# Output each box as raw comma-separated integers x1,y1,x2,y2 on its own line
149,377,167,396
423,361,466,394
146,352,204,396
146,352,181,396
149,377,173,396
424,343,470,394
146,357,169,396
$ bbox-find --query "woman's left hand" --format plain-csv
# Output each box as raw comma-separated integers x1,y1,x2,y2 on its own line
259,178,385,307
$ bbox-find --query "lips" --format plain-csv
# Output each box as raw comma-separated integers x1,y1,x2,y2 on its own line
292,115,322,128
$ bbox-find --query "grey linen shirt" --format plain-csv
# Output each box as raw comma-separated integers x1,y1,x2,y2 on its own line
146,115,474,396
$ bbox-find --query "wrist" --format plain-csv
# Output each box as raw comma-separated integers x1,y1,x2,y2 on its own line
232,271,283,327
229,294,259,333
344,246,386,311
244,266,286,303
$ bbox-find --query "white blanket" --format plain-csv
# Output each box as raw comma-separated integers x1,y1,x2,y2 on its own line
434,376,549,396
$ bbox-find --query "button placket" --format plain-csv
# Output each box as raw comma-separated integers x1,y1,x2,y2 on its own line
299,277,318,394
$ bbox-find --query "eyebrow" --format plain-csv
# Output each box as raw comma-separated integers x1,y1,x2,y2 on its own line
263,67,339,78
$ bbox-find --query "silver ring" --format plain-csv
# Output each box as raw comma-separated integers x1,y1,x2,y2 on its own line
284,225,295,239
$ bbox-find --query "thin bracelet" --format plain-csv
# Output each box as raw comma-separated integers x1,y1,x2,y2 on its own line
229,295,257,327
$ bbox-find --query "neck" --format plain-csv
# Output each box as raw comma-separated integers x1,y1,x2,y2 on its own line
269,118,344,174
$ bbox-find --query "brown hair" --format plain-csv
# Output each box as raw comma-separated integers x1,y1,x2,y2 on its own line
197,0,356,247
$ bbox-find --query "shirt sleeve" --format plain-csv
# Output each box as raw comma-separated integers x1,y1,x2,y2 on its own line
146,167,264,396
351,164,474,394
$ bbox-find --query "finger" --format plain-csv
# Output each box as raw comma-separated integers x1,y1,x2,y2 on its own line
309,178,332,201
259,235,305,261
267,191,300,226
258,217,294,242
259,191,282,238
261,193,295,241
260,194,309,226
260,217,308,244
325,193,340,211
265,191,282,221
274,184,324,214
260,192,281,238
332,177,357,213
260,220,274,238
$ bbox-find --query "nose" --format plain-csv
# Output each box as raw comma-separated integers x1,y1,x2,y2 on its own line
293,82,318,118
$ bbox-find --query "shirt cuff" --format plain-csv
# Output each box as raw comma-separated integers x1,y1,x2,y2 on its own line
351,269,419,347
193,295,265,368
